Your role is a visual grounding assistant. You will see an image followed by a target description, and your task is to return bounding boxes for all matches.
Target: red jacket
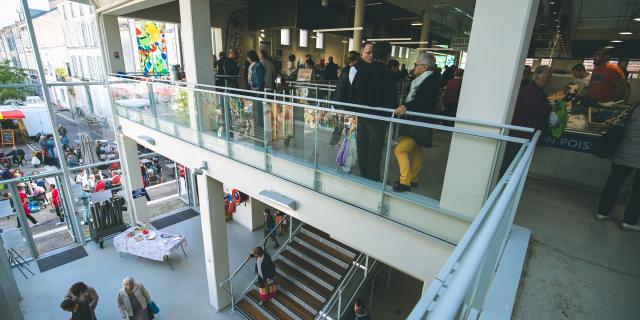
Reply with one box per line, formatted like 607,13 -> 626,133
52,188 -> 61,208
19,190 -> 30,214
445,78 -> 463,105
94,180 -> 106,192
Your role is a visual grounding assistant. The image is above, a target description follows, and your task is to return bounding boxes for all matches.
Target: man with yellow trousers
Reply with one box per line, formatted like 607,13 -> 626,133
393,53 -> 441,192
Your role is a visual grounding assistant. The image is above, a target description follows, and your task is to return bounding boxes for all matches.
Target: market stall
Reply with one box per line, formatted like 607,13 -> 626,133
529,84 -> 633,189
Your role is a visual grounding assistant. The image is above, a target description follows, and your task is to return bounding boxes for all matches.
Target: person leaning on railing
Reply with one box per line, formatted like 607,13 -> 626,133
392,53 -> 441,192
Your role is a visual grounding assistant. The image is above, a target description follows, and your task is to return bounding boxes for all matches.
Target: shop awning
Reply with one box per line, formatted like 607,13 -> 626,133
0,110 -> 25,120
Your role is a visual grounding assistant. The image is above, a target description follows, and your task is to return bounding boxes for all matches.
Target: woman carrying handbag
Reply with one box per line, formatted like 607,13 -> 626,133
117,277 -> 159,320
249,246 -> 276,305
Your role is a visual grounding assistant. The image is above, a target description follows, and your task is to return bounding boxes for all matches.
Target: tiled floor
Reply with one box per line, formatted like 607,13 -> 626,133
15,216 -> 263,320
513,178 -> 640,320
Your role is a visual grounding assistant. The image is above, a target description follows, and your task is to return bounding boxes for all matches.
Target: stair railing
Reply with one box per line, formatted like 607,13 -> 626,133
219,215 -> 304,312
317,252 -> 376,320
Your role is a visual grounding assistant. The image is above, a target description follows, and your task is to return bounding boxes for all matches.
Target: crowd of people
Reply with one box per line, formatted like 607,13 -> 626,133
211,42 -> 465,194
59,277 -> 157,320
508,47 -> 639,232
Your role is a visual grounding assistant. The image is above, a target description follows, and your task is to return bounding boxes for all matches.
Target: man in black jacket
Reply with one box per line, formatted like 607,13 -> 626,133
349,41 -> 396,181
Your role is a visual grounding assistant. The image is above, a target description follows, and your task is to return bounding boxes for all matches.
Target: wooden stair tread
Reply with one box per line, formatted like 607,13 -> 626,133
281,250 -> 339,286
236,299 -> 270,320
302,225 -> 357,254
275,274 -> 323,311
247,289 -> 293,320
290,241 -> 347,275
296,233 -> 353,265
272,288 -> 316,320
275,259 -> 332,298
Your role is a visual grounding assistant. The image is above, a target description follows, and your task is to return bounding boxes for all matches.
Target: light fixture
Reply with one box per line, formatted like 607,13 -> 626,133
605,45 -> 615,49
619,31 -> 633,35
611,39 -> 623,43
411,22 -> 423,26
367,37 -> 412,41
634,17 -> 640,22
552,11 -> 557,14
341,40 -> 348,43
313,27 -> 363,32
555,19 -> 559,22
390,41 -> 428,44
550,1 -> 555,4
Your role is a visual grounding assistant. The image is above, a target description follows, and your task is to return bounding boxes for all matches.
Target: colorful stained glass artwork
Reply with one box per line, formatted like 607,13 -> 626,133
136,21 -> 168,77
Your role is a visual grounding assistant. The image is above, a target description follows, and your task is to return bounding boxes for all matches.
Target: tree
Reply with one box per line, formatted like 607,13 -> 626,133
0,60 -> 31,103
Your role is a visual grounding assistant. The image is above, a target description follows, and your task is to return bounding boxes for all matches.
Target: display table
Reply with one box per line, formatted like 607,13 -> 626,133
113,227 -> 187,270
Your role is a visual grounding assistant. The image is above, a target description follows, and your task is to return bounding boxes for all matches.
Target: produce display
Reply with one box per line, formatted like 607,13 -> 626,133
547,88 -> 630,134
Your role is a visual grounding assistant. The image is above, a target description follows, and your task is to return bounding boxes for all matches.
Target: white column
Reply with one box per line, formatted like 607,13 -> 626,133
0,237 -> 23,320
439,0 -> 539,216
353,0 -> 365,51
117,134 -> 150,226
198,175 -> 231,310
419,8 -> 431,49
99,14 -> 126,74
179,0 -> 214,85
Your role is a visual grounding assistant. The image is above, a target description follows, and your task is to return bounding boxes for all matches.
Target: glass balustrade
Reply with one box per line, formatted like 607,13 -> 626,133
108,75 -> 531,241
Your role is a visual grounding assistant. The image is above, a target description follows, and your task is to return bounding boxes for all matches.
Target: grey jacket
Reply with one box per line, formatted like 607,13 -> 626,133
261,59 -> 276,89
612,107 -> 640,169
117,283 -> 151,319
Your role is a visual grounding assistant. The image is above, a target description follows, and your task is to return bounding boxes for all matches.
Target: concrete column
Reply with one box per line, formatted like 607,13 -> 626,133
438,0 -> 539,217
100,14 -> 126,73
198,175 -> 231,310
117,134 -> 150,226
0,237 -> 23,320
179,0 -> 214,85
419,8 -> 431,49
179,0 -> 214,137
352,0 -> 365,51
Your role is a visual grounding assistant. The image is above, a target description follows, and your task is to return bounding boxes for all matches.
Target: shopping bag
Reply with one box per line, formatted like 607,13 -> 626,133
258,285 -> 270,301
268,283 -> 277,299
549,100 -> 568,138
147,301 -> 160,314
336,135 -> 349,167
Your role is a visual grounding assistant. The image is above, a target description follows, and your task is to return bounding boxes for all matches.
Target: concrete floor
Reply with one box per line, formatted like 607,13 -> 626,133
15,216 -> 264,320
513,178 -> 640,320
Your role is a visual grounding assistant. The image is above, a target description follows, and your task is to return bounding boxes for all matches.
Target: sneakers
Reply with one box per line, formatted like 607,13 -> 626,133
55,221 -> 65,225
392,183 -> 411,192
621,223 -> 640,232
595,214 -> 611,221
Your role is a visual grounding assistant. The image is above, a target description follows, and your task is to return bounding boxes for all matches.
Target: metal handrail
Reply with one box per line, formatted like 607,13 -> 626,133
108,75 -> 531,143
317,252 -> 366,318
408,131 -> 540,319
219,215 -> 300,311
109,73 -> 534,134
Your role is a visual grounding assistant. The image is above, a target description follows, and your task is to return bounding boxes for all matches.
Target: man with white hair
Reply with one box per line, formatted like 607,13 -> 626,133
392,53 -> 441,192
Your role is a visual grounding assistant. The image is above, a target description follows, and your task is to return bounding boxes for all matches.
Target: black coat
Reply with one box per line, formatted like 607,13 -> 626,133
349,61 -> 397,117
325,62 -> 338,80
254,253 -> 275,281
399,72 -> 441,147
334,66 -> 352,103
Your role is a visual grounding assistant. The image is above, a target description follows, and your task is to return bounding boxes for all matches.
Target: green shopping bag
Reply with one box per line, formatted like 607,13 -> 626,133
550,100 -> 568,138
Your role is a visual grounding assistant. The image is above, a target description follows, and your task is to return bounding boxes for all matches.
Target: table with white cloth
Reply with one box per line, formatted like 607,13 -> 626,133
113,227 -> 187,270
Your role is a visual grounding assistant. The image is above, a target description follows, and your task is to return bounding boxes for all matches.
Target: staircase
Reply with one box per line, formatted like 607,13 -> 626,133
236,225 -> 359,320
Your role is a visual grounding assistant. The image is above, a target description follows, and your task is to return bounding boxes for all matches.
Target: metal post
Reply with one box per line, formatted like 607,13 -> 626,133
365,255 -> 369,277
337,289 -> 343,318
19,0 -> 83,245
379,120 -> 395,215
289,215 -> 293,243
8,183 -> 38,258
230,279 -> 235,312
147,83 -> 159,129
313,107 -> 320,190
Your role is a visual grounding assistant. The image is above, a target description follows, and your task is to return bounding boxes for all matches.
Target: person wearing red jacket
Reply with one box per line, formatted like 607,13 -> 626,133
17,187 -> 38,227
94,175 -> 106,192
50,184 -> 64,225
